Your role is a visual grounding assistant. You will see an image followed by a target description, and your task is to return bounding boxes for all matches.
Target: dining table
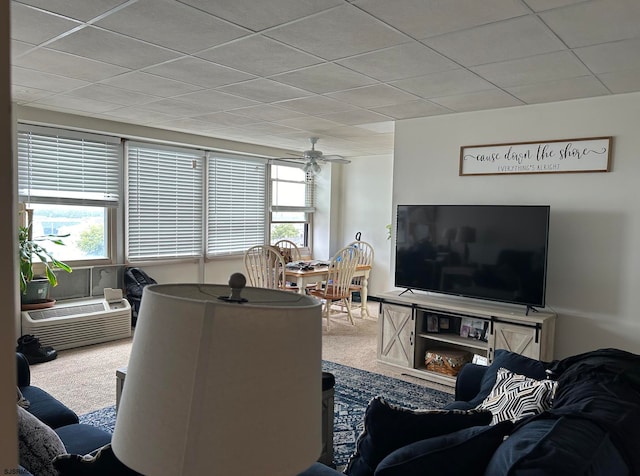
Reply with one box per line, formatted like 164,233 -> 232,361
284,262 -> 372,317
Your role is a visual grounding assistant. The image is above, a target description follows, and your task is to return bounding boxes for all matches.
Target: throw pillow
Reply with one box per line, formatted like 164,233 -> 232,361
17,404 -> 66,476
468,349 -> 550,407
343,396 -> 492,476
374,420 -> 514,476
477,367 -> 557,424
17,386 -> 30,408
53,443 -> 143,476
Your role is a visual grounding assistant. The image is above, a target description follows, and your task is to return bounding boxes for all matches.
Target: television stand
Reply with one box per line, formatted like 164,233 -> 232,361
377,290 -> 556,387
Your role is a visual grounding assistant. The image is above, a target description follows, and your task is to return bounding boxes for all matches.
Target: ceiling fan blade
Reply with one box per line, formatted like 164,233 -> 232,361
320,155 -> 351,164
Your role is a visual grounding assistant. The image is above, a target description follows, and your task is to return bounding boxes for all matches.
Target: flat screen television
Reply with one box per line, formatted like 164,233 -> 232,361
395,205 -> 550,308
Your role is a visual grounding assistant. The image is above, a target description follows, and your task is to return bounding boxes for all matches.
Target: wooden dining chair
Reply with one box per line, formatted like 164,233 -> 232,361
345,240 -> 374,316
309,246 -> 360,330
274,239 -> 302,262
243,245 -> 286,290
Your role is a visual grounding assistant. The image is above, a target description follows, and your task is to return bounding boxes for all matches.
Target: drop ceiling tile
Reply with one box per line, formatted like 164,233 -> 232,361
196,36 -> 321,76
150,117 -> 230,134
11,3 -> 81,44
326,84 -> 417,108
336,43 -> 458,82
180,0 -> 342,31
371,100 -> 451,119
172,90 -> 258,110
12,66 -> 90,92
14,48 -> 129,82
265,5 -> 409,60
430,89 -> 523,112
423,16 -> 566,67
16,0 -> 130,22
100,72 -> 203,97
471,51 -> 591,88
143,57 -> 255,88
574,38 -> 640,74
507,76 -> 609,103
191,112 -> 261,127
357,121 -> 395,133
63,83 -> 158,106
230,104 -> 306,122
540,0 -> 640,48
101,106 -> 177,124
321,125 -> 378,139
523,0 -> 584,12
275,116 -> 343,131
47,26 -> 182,69
236,122 -> 302,136
12,40 -> 35,58
277,96 -> 358,115
96,0 -> 249,54
12,85 -> 52,103
139,98 -> 219,117
355,0 -> 529,39
217,79 -> 311,102
598,69 -> 640,93
317,109 -> 392,125
391,69 -> 495,98
33,95 -> 123,113
271,63 -> 377,94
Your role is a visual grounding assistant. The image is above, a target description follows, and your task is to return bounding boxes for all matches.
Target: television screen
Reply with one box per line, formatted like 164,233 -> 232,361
395,205 -> 550,308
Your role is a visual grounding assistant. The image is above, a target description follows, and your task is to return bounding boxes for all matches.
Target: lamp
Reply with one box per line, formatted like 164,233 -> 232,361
456,226 -> 476,265
303,158 -> 321,176
111,274 -> 323,475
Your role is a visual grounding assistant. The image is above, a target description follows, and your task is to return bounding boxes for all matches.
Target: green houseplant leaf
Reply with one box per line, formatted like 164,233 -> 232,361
19,224 -> 72,295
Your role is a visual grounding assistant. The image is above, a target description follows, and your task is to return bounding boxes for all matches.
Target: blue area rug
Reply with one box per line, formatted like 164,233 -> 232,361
80,361 -> 454,468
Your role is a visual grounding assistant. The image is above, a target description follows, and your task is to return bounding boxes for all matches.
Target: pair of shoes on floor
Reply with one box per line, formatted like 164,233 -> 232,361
16,334 -> 57,364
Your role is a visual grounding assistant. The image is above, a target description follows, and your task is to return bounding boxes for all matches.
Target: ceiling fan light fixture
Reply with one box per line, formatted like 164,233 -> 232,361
303,159 -> 321,175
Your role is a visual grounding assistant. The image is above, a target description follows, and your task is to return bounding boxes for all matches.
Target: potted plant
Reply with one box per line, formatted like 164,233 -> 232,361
19,223 -> 72,306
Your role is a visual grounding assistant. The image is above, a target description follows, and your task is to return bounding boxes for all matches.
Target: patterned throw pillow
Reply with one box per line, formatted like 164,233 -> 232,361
477,367 -> 557,424
17,405 -> 66,476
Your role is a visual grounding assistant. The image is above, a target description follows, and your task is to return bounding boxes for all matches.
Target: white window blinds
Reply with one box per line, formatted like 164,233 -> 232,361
127,142 -> 204,260
207,155 -> 266,256
17,125 -> 121,207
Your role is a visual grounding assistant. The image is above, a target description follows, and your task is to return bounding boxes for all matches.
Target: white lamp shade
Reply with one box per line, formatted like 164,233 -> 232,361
112,283 -> 323,476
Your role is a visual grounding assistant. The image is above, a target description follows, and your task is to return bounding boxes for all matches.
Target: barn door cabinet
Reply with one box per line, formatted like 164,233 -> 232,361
377,291 -> 556,387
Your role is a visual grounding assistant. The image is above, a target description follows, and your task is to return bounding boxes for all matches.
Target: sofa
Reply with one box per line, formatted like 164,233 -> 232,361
300,348 -> 640,476
15,352 -> 113,476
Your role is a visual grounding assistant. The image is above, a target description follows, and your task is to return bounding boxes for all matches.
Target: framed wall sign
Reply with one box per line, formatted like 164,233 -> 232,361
459,136 -> 612,176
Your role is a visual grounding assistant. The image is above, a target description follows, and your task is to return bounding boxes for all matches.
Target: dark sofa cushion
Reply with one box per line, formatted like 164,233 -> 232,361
53,443 -> 142,476
485,417 -> 628,476
344,396 -> 492,476
54,424 -> 112,457
467,349 -> 550,408
20,385 -> 79,429
374,420 -> 513,476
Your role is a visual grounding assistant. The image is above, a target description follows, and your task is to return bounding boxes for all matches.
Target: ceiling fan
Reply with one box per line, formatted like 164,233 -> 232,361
278,137 -> 350,175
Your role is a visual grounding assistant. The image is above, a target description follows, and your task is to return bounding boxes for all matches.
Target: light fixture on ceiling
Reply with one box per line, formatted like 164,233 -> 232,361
303,157 -> 322,175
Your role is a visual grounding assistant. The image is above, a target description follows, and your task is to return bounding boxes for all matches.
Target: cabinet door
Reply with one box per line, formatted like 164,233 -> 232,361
491,321 -> 540,360
378,303 -> 414,368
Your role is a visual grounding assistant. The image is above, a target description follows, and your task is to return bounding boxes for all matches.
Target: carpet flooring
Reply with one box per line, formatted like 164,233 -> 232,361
80,360 -> 455,468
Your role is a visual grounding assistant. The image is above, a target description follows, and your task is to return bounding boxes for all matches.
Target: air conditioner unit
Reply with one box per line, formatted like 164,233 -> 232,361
21,297 -> 132,350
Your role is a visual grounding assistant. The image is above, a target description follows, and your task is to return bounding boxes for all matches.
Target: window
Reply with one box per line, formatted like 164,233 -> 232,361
269,163 -> 314,246
207,155 -> 267,256
17,125 -> 120,263
127,142 -> 204,260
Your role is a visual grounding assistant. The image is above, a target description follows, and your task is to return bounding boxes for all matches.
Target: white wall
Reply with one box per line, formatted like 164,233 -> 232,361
393,92 -> 640,359
339,154 -> 394,298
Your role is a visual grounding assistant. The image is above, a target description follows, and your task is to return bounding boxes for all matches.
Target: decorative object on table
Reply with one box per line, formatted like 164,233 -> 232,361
459,136 -> 612,176
425,349 -> 472,377
19,210 -> 72,307
111,275 -> 323,476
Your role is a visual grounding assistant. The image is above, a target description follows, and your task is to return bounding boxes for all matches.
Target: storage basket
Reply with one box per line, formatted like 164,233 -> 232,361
425,349 -> 472,376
